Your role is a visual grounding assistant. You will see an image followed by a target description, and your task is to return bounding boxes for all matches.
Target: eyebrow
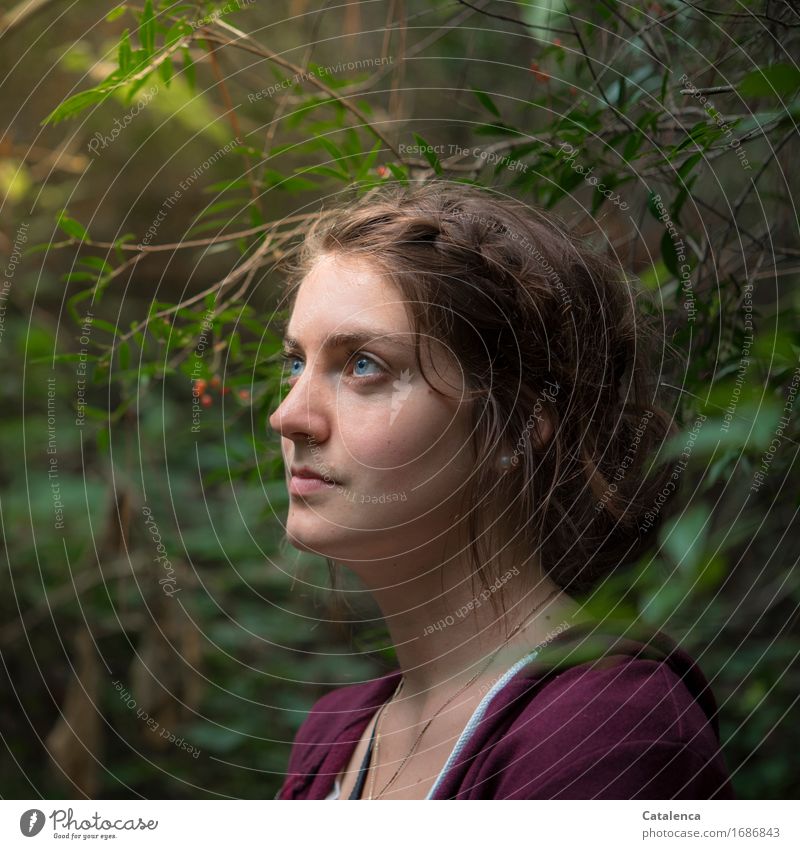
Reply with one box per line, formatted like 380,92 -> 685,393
281,328 -> 415,353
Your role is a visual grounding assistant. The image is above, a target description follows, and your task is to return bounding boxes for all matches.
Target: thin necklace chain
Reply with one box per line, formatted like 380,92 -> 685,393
366,587 -> 561,800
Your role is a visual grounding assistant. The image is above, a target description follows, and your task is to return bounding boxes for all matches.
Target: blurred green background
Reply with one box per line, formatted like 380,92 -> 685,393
0,0 -> 798,799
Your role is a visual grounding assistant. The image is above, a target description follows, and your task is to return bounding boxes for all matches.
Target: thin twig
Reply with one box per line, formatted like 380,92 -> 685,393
0,0 -> 59,37
257,0 -> 336,179
116,217 -> 312,343
678,0 -> 800,26
84,212 -> 317,253
565,8 -> 640,135
204,40 -> 263,217
199,19 -> 402,159
454,0 -> 574,35
597,0 -> 664,66
719,126 -> 796,249
680,85 -> 735,95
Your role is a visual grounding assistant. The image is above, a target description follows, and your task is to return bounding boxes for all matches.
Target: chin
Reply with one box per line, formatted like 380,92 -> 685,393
284,513 -> 346,558
285,515 -> 390,563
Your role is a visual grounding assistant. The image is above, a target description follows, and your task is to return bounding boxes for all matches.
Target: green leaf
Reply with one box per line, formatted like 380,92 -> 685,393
91,318 -> 120,335
24,242 -> 53,257
186,217 -> 241,238
616,75 -> 627,107
386,162 -> 409,185
677,151 -> 704,181
182,47 -> 195,92
474,122 -> 520,137
118,29 -> 133,72
198,200 -> 246,225
78,256 -> 113,274
413,133 -> 442,175
57,210 -> 89,240
118,341 -> 130,370
342,127 -> 361,157
671,120 -> 713,156
113,233 -> 136,263
261,170 -> 318,191
672,184 -> 692,223
660,69 -> 670,105
29,352 -> 102,365
67,289 -> 95,324
62,272 -> 97,284
355,141 -> 382,180
159,55 -> 174,87
139,0 -> 156,55
106,5 -> 127,22
97,425 -> 111,452
647,190 -> 666,220
660,229 -> 680,276
165,21 -> 191,48
661,506 -> 710,574
546,165 -> 585,207
623,130 -> 644,162
124,75 -> 154,104
472,88 -> 501,118
42,87 -> 114,125
228,143 -> 261,158
738,64 -> 800,99
315,138 -> 349,177
82,404 -> 111,421
302,164 -> 351,183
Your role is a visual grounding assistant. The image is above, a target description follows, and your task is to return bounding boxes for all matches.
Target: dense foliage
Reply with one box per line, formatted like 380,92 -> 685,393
0,0 -> 798,799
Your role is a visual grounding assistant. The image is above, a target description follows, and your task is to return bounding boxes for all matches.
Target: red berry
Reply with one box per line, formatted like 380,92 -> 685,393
222,386 -> 231,395
201,394 -> 213,408
210,375 -> 221,389
376,165 -> 389,177
194,378 -> 207,394
529,61 -> 549,82
238,389 -> 250,401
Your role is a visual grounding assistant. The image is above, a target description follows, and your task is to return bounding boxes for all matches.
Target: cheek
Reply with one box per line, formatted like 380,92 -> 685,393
340,426 -> 413,471
346,411 -> 473,489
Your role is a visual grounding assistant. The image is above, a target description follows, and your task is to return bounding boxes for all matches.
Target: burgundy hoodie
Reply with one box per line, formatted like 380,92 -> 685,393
277,623 -> 735,799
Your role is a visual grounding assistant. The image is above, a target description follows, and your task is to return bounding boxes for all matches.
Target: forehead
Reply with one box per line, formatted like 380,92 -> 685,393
286,253 -> 411,339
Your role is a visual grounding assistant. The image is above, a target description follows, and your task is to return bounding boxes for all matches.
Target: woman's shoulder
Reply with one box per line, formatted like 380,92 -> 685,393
472,628 -> 734,798
510,652 -> 717,748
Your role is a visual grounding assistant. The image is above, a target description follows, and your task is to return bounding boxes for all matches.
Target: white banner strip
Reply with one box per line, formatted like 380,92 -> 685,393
1,800 -> 797,848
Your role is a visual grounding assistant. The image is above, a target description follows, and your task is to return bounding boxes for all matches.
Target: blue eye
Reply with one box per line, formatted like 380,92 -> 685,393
352,354 -> 381,377
280,351 -> 304,381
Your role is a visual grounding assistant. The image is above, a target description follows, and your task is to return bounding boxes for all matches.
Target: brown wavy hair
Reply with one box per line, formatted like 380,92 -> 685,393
279,180 -> 679,601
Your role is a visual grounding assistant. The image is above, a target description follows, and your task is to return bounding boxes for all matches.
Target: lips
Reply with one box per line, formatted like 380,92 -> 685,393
290,465 -> 338,483
289,465 -> 339,497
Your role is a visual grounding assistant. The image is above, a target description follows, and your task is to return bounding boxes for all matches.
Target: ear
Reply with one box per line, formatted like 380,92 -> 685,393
532,406 -> 555,449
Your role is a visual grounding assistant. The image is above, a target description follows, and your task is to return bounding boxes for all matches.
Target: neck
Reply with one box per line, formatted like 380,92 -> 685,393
335,536 -> 584,705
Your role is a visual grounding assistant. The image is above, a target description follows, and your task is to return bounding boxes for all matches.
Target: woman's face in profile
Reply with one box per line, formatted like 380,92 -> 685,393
268,253 -> 477,565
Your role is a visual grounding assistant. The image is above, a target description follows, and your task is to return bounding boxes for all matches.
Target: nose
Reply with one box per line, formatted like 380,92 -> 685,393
268,365 -> 332,445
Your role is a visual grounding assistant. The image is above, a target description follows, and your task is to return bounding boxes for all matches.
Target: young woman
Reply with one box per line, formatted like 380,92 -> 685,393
270,181 -> 733,800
